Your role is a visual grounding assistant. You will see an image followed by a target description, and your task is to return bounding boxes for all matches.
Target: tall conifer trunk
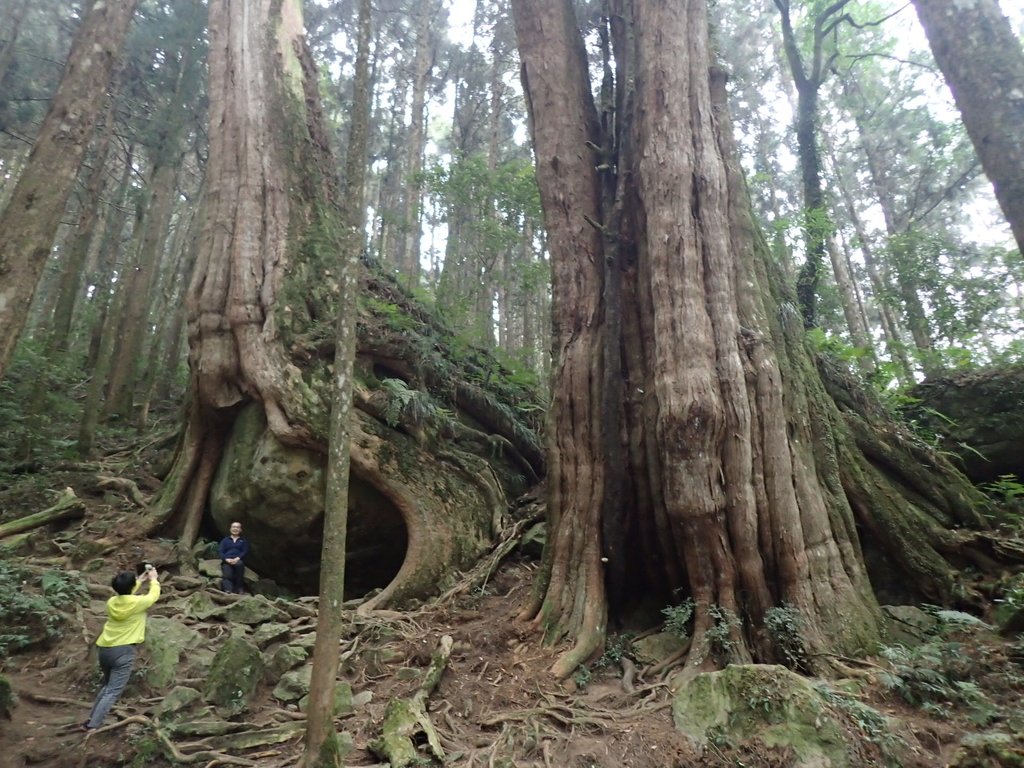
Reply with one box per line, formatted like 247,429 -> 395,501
912,0 -> 1024,254
0,0 -> 138,378
512,0 -> 1007,679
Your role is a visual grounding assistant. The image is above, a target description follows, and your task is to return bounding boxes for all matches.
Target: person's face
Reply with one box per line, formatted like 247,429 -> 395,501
230,523 -> 242,535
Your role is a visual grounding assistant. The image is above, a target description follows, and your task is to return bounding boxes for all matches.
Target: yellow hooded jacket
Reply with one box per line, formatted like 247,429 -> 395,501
96,578 -> 161,647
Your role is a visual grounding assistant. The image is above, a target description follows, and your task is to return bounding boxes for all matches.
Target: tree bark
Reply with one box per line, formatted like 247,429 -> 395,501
511,0 -> 607,677
302,0 -> 371,762
105,161 -> 180,419
399,0 -> 439,288
0,0 -> 138,378
772,0 -> 853,329
47,105 -> 116,356
912,0 -> 1024,254
512,0 -> 1004,679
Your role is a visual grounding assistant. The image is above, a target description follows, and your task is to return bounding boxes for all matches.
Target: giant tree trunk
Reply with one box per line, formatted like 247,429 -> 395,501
150,0 -> 543,607
0,0 -> 138,378
512,0 -> 1009,679
912,0 -> 1024,254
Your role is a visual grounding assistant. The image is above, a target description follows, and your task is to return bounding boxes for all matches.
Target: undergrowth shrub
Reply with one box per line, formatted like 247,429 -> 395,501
0,562 -> 87,657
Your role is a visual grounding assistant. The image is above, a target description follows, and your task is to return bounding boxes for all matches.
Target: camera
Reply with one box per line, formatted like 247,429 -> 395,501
135,562 -> 155,575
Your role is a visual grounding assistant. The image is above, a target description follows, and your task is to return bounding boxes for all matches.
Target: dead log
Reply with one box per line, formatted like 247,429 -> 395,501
0,487 -> 84,539
369,634 -> 453,767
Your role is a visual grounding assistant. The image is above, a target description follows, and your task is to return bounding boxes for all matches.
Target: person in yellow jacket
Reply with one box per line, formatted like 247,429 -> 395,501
83,565 -> 161,731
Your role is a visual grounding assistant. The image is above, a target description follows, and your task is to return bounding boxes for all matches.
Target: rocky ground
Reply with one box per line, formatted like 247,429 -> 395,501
1,466 -> 1024,768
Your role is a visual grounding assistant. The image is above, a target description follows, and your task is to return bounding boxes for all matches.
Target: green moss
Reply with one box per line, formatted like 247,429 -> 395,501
673,665 -> 899,767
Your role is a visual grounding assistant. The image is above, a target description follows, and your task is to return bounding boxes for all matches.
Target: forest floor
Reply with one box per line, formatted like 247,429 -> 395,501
1,459 -> 1023,768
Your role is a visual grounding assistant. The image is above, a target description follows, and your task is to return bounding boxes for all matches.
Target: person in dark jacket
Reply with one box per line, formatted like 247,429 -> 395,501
218,521 -> 249,594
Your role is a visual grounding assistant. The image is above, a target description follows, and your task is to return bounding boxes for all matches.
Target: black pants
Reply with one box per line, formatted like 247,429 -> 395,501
221,561 -> 245,593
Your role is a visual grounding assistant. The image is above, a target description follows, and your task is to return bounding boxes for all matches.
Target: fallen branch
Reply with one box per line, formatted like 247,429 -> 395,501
0,488 -> 85,539
96,475 -> 150,507
369,634 -> 453,767
435,511 -> 542,606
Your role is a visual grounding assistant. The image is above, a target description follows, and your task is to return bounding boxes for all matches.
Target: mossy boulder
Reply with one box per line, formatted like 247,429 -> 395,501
672,664 -> 895,767
143,617 -> 204,689
633,631 -> 687,667
203,637 -> 264,717
272,664 -> 312,703
252,622 -> 291,649
298,680 -> 353,715
155,686 -> 202,719
881,605 -> 940,647
950,731 -> 1024,767
265,643 -> 308,681
184,591 -> 223,621
222,595 -> 291,625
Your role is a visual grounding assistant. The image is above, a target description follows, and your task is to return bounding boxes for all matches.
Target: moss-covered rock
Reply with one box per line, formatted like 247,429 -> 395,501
142,617 -> 204,689
184,591 -> 224,621
633,631 -> 688,667
672,664 -> 896,767
950,731 -> 1024,767
155,686 -> 202,719
298,680 -> 353,715
272,664 -> 312,703
265,643 -> 308,681
252,622 -> 291,649
222,595 -> 291,625
881,605 -> 940,647
203,637 -> 264,717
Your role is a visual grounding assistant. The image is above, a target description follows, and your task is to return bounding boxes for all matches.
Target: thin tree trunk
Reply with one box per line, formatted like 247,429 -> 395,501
302,0 -> 370,761
912,0 -> 1024,253
826,233 -> 875,374
772,0 -> 854,328
0,0 -> 30,89
104,161 -> 179,419
48,103 -> 117,355
832,155 -> 912,382
83,145 -> 135,373
136,201 -> 194,430
856,125 -> 938,375
0,0 -> 138,378
399,0 -> 438,287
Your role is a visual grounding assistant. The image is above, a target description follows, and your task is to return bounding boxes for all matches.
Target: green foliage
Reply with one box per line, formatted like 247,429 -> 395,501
983,474 -> 1024,504
662,598 -> 695,641
994,573 -> 1024,626
876,647 -> 995,724
127,736 -> 165,768
812,682 -> 890,742
704,605 -> 742,666
593,633 -> 636,670
572,664 -> 592,690
764,604 -> 809,671
0,341 -> 84,474
806,327 -> 869,365
877,622 -> 1004,726
0,562 -> 87,657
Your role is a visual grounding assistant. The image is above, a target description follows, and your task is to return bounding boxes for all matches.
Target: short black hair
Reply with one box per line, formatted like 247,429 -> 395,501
111,571 -> 137,595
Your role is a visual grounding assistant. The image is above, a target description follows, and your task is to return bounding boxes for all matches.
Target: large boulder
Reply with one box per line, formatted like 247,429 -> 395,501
143,617 -> 204,689
209,400 -> 525,607
672,664 -> 900,767
203,637 -> 264,718
909,367 -> 1024,485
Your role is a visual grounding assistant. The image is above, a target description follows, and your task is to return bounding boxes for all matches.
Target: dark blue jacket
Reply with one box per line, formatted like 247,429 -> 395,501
218,536 -> 249,562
